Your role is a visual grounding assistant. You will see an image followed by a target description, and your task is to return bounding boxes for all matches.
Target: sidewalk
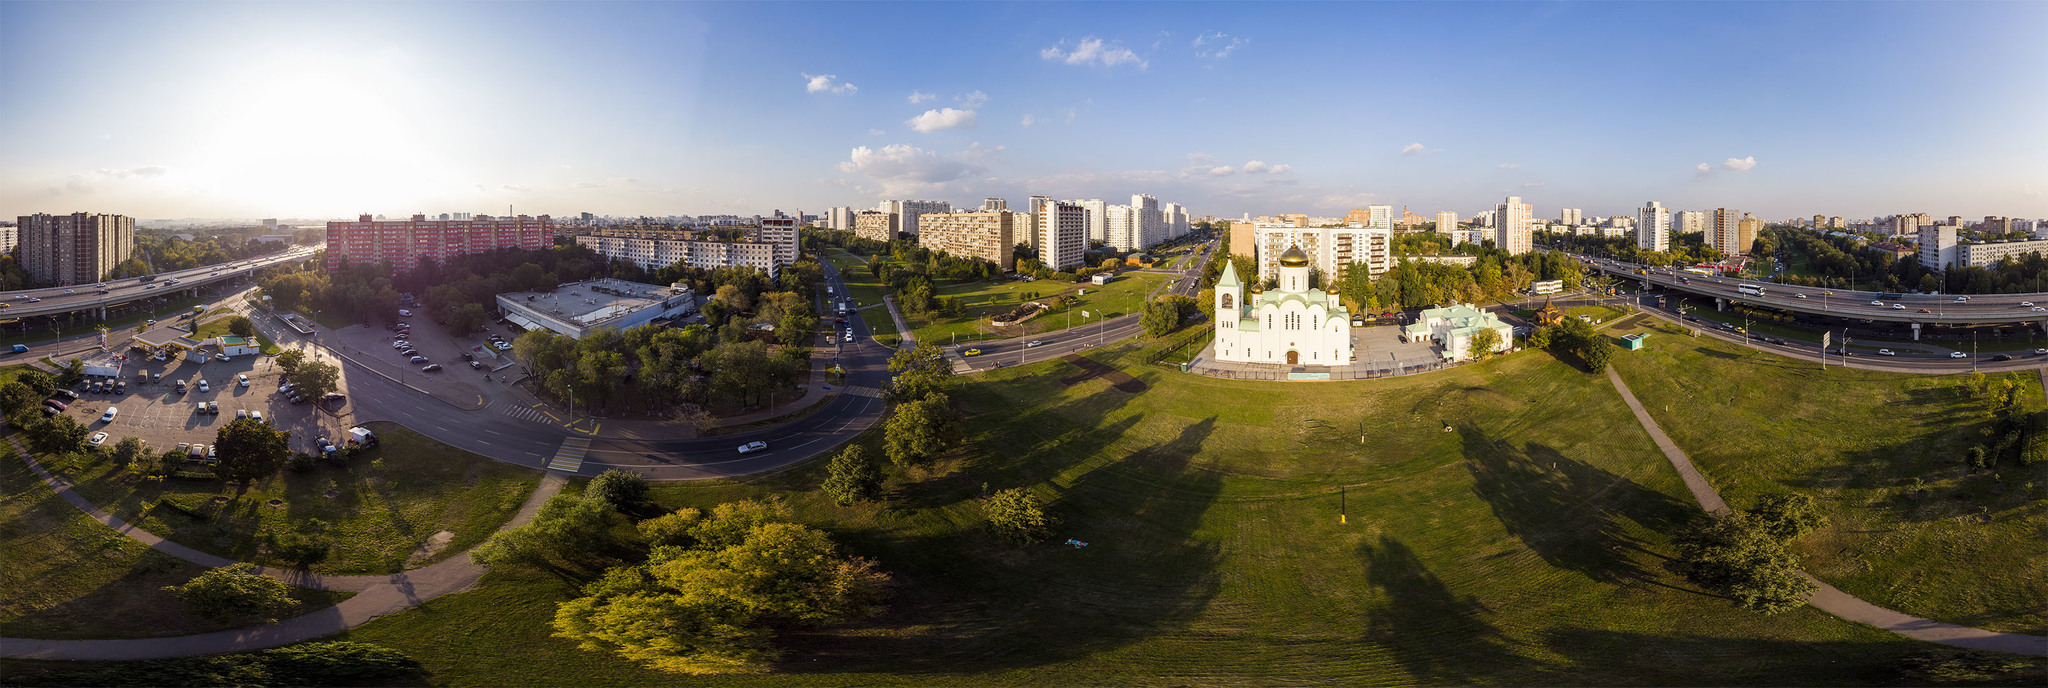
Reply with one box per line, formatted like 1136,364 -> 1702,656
1604,367 -> 2046,657
2,435 -> 568,661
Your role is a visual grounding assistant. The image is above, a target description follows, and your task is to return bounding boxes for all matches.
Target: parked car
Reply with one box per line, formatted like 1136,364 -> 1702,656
197,380 -> 209,392
208,401 -> 219,414
114,381 -> 125,394
236,409 -> 249,420
251,410 -> 264,423
89,432 -> 108,445
175,380 -> 187,393
322,392 -> 346,404
44,399 -> 67,411
1992,354 -> 2013,362
238,374 -> 249,387
737,440 -> 768,454
410,355 -> 430,364
422,363 -> 443,373
100,407 -> 118,422
470,360 -> 485,369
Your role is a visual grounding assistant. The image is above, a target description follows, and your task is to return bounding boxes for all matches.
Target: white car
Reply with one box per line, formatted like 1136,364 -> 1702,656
1891,304 -> 1905,310
1026,340 -> 1044,348
197,380 -> 210,392
251,410 -> 265,423
398,309 -> 412,317
1955,296 -> 1969,302
215,353 -> 229,362
89,432 -> 108,446
1795,293 -> 1807,299
2023,302 -> 2036,308
100,407 -> 118,422
1950,351 -> 1968,359
238,374 -> 249,387
1877,349 -> 1895,356
737,440 -> 768,454
1871,301 -> 1883,306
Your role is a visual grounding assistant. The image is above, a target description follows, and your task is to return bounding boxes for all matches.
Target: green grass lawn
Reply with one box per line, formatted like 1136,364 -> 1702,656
0,444 -> 352,639
1608,317 -> 2048,634
323,341 -> 2033,686
38,423 -> 541,576
820,251 -> 900,343
191,315 -> 283,356
0,293 -> 217,350
907,272 -> 1170,346
1566,304 -> 1629,325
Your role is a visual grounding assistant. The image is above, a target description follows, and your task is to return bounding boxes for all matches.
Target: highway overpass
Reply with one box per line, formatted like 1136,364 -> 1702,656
0,244 -> 322,322
1584,257 -> 2048,337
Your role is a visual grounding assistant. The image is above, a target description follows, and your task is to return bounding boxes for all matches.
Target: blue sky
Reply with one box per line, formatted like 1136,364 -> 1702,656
3,1 -> 2044,222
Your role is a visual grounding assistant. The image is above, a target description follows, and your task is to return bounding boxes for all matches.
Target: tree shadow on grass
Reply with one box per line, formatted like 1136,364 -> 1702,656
782,415 -> 1223,675
1358,536 -> 1529,684
1782,412 -> 2044,524
892,382 -> 1142,512
1538,628 -> 2046,687
1460,426 -> 1697,587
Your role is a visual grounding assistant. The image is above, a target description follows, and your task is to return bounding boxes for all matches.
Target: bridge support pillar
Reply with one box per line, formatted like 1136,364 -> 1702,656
1715,297 -> 1725,312
1912,322 -> 1921,341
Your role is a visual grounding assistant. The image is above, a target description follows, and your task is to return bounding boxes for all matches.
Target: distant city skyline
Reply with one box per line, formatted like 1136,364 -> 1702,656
3,1 -> 2043,222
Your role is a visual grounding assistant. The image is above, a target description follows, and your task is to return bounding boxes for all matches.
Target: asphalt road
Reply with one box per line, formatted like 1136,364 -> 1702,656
0,244 -> 323,318
313,256 -> 891,481
1581,254 -> 2048,325
951,239 -> 1215,372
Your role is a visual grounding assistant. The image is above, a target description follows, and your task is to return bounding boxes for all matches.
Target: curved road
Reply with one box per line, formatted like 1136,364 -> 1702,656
2,244 -> 321,319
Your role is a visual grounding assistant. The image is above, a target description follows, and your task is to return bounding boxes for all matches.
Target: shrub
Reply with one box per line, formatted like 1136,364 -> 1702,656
586,469 -> 650,511
984,488 -> 1055,544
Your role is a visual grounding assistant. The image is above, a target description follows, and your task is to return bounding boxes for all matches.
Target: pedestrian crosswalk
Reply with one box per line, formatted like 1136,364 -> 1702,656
490,401 -> 560,424
843,385 -> 884,398
546,436 -> 591,473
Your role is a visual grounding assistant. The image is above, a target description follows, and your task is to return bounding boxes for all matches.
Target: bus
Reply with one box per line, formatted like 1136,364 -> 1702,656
1738,284 -> 1765,296
1877,292 -> 1904,300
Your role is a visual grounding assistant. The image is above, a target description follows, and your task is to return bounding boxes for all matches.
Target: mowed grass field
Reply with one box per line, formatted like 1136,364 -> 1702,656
39,423 -> 540,576
1609,317 -> 2048,634
909,272 -> 1170,346
0,442 -> 351,639
325,342 -> 2015,686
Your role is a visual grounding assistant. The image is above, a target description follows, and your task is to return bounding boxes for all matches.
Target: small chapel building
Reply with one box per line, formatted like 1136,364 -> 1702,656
1213,245 -> 1353,366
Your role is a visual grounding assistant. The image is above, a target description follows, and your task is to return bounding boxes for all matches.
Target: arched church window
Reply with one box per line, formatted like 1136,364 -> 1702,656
1221,293 -> 1234,309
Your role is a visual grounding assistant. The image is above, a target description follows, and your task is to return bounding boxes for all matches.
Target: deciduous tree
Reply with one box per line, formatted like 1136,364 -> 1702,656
884,394 -> 959,467
163,563 -> 300,621
984,488 -> 1055,544
821,446 -> 883,506
214,417 -> 291,485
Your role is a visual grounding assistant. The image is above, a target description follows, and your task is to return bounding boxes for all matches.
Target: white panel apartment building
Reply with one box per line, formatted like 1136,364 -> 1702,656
1493,196 -> 1533,255
1071,199 -> 1108,244
1918,223 -> 1958,271
879,200 -> 952,236
1105,204 -> 1136,251
1674,210 -> 1708,238
1132,194 -> 1163,248
826,206 -> 855,231
1435,211 -> 1458,235
575,218 -> 799,278
1038,201 -> 1087,271
1636,201 -> 1670,252
1251,223 -> 1392,285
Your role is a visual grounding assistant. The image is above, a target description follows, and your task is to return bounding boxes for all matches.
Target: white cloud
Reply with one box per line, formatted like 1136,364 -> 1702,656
1192,31 -> 1249,59
1696,163 -> 1712,174
838,144 -> 988,196
1269,164 -> 1292,174
1021,114 -> 1037,127
1241,160 -> 1269,174
1522,182 -> 1545,188
1695,162 -> 1715,180
960,90 -> 989,108
1210,166 -> 1237,176
98,166 -> 167,178
1064,107 -> 1077,123
802,73 -> 857,95
906,108 -> 978,133
1400,143 -> 1442,156
1722,156 -> 1757,171
1041,37 -> 1147,70
908,91 -> 938,104
1498,163 -> 1519,169
868,129 -> 886,136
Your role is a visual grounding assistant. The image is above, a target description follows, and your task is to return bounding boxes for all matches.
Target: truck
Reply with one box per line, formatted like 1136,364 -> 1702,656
138,275 -> 157,283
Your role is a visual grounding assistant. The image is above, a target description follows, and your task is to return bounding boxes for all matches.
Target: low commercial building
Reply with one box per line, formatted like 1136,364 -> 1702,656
495,278 -> 696,338
1403,304 -> 1514,362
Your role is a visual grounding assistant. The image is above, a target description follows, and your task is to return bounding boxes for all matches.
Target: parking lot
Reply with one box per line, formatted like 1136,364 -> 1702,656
50,353 -> 354,457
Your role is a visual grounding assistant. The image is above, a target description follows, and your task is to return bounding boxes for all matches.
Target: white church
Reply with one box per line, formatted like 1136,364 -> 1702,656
1213,245 -> 1354,366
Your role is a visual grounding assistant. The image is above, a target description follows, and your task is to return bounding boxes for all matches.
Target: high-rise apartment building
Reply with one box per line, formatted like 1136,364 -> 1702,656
1739,213 -> 1761,254
879,200 -> 951,236
1984,216 -> 2013,233
1559,208 -> 1584,225
1344,209 -> 1372,226
1673,210 -> 1708,237
18,212 -> 135,286
1435,211 -> 1458,234
1709,208 -> 1743,256
325,213 -> 550,272
827,206 -> 856,231
852,211 -> 899,242
980,197 -> 1009,212
1132,194 -> 1162,249
1105,204 -> 1136,252
576,222 -> 798,279
1493,196 -> 1532,255
1071,199 -> 1108,244
917,211 -> 1018,272
1228,221 -> 1257,258
1636,202 -> 1670,252
1038,202 -> 1087,271
1366,205 -> 1394,230
1250,223 -> 1392,285
1811,214 -> 1825,230
1919,223 -> 1958,271
0,224 -> 17,254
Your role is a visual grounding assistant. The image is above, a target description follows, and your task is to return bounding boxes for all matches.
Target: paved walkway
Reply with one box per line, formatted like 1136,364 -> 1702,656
881,294 -> 914,347
0,436 -> 567,660
1605,368 -> 2047,657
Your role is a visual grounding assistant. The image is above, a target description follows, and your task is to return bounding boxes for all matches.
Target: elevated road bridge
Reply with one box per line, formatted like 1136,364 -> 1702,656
1583,257 -> 2048,339
0,244 -> 321,323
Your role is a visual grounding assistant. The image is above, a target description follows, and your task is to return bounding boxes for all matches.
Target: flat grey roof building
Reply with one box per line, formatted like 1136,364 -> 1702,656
496,278 -> 696,338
